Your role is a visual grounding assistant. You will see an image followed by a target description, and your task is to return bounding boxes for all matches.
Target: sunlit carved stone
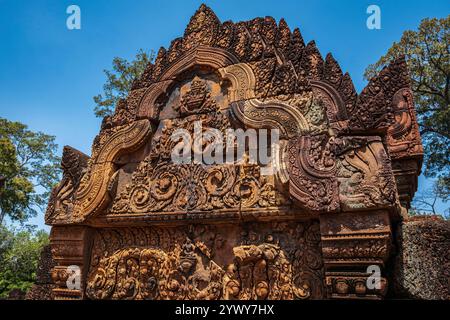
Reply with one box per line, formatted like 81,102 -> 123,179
46,4 -> 423,300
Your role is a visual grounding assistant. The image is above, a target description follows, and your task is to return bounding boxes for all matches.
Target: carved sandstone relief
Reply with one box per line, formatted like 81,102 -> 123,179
45,5 -> 424,300
336,137 -> 398,211
109,162 -> 287,215
50,226 -> 92,299
107,74 -> 289,218
287,135 -> 339,213
319,211 -> 392,299
86,221 -> 324,300
71,120 -> 153,223
387,88 -> 422,157
287,135 -> 398,214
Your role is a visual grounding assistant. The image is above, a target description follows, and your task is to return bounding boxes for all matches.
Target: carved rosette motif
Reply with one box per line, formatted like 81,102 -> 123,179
45,4 -> 423,300
111,162 -> 285,214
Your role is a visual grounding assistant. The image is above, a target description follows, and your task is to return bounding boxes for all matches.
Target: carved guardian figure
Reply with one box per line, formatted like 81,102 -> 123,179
46,4 -> 423,300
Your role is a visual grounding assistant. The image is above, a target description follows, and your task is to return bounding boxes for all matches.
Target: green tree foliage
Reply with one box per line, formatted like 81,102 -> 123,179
93,49 -> 155,118
0,118 -> 61,224
364,15 -> 450,199
0,225 -> 49,298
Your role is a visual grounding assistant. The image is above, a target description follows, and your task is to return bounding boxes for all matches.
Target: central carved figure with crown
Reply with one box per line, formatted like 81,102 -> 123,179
45,5 -> 423,300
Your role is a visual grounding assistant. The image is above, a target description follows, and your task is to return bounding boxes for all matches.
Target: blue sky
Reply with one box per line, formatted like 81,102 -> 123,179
0,0 -> 448,230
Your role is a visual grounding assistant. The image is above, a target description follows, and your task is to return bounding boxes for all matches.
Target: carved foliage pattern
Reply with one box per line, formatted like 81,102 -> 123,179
45,147 -> 89,224
86,221 -> 324,300
110,161 -> 286,214
288,136 -> 398,213
44,5 -> 425,302
70,120 -> 152,222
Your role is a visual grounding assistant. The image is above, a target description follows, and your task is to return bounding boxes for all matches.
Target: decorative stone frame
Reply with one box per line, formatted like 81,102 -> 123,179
46,5 -> 422,300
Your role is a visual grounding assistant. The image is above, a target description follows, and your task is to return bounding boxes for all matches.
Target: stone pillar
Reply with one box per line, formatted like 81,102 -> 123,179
319,211 -> 392,299
50,226 -> 92,300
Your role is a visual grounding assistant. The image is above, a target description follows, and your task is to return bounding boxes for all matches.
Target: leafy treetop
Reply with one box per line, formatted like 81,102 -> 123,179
365,15 -> 450,200
0,118 -> 61,224
93,49 -> 155,118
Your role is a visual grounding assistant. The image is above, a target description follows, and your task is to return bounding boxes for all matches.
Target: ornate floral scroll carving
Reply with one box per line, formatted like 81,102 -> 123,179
86,221 -> 324,300
219,63 -> 256,102
231,98 -> 310,139
46,5 -> 424,301
72,120 -> 152,222
109,75 -> 289,217
109,161 -> 286,214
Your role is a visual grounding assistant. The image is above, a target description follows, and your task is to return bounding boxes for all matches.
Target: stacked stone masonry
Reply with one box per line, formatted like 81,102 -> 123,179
44,5 -> 427,300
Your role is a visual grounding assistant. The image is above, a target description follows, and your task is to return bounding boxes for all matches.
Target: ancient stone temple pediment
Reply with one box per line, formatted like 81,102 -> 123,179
46,4 -> 423,300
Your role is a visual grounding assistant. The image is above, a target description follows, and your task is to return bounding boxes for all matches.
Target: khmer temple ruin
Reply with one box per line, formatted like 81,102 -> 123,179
44,4 -> 431,300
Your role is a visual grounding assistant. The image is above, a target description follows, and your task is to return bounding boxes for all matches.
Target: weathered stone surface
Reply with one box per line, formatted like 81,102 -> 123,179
86,222 -> 325,300
44,4 -> 425,300
25,245 -> 56,300
25,284 -> 55,300
392,216 -> 450,300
